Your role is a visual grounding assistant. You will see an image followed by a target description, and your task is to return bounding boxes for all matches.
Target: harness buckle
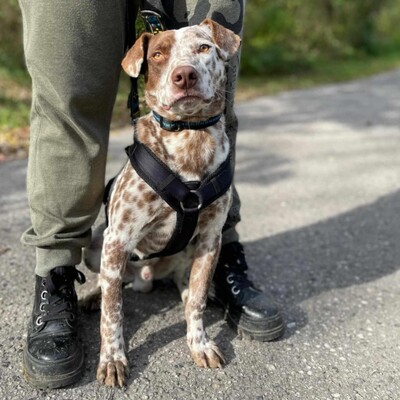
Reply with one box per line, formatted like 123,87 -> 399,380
180,190 -> 203,212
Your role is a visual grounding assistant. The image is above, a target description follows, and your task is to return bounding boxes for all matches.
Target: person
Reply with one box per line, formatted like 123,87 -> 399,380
19,0 -> 284,389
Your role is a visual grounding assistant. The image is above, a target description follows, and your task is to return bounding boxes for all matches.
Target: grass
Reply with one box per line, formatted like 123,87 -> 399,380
236,52 -> 400,101
1,51 -> 400,160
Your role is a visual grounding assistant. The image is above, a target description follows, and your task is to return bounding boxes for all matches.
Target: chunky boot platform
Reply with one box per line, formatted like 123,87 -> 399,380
23,267 -> 86,389
211,242 -> 284,341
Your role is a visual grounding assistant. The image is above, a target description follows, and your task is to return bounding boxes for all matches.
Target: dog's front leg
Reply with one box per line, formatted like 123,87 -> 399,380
185,234 -> 225,368
96,231 -> 129,387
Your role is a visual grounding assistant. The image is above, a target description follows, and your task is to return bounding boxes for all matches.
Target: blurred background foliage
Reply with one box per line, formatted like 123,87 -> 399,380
1,0 -> 400,158
0,0 -> 25,73
242,0 -> 400,75
2,0 -> 400,79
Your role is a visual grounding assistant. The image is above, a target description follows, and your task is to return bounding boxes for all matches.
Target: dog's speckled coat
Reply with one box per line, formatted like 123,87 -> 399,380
84,20 -> 240,387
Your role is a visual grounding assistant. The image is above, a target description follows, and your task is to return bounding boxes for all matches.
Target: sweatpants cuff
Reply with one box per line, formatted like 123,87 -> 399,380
35,246 -> 82,277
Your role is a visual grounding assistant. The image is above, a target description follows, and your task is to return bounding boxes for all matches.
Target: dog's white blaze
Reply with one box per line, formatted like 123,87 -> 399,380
155,26 -> 226,113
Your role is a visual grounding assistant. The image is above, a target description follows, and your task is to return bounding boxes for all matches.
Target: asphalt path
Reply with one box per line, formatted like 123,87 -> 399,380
1,70 -> 400,400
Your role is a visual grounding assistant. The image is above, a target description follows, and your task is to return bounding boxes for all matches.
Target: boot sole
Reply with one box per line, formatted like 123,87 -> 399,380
226,310 -> 284,342
22,347 -> 84,389
209,296 -> 285,342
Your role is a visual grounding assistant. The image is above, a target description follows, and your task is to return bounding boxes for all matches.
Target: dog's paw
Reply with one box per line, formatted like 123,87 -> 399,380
97,359 -> 129,387
190,339 -> 225,369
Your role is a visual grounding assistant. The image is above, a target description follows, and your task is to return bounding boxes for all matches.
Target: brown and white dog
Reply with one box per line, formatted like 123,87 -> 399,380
84,19 -> 241,387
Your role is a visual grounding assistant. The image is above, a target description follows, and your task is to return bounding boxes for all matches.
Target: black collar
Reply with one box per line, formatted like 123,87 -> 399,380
152,111 -> 222,132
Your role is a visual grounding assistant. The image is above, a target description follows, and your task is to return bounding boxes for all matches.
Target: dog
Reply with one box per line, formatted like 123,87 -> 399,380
84,19 -> 241,387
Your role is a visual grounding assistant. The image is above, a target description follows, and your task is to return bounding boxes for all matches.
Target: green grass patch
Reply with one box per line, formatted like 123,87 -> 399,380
0,64 -> 31,131
237,52 -> 400,100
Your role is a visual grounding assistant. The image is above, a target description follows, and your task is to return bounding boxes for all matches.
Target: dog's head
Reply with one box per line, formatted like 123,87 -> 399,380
122,19 -> 241,120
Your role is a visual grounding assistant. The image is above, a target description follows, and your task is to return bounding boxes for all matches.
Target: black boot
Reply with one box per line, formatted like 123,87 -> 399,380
23,266 -> 86,389
211,242 -> 284,341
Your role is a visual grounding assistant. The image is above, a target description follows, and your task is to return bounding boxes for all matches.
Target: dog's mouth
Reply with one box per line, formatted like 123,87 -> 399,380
162,94 -> 211,111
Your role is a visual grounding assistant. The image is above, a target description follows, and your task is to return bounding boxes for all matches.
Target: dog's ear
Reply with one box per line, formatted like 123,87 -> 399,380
122,32 -> 152,77
200,19 -> 241,60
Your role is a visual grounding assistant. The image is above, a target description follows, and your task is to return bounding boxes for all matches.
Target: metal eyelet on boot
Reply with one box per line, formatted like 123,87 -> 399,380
226,274 -> 234,284
39,303 -> 46,312
36,316 -> 44,326
67,313 -> 76,328
40,291 -> 48,300
231,285 -> 240,295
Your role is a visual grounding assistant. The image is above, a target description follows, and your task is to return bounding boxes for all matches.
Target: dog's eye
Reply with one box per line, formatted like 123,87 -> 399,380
152,51 -> 163,60
199,44 -> 211,53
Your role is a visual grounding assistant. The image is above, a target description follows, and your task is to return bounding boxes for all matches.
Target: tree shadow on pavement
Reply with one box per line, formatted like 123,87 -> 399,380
77,173 -> 400,385
244,189 -> 400,337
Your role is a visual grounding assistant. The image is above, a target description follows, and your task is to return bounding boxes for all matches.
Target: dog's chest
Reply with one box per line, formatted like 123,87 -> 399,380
108,115 -> 229,258
111,127 -> 227,257
123,178 -> 224,259
136,117 -> 226,180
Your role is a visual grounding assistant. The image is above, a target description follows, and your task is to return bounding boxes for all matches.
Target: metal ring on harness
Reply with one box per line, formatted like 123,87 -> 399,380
180,190 -> 203,212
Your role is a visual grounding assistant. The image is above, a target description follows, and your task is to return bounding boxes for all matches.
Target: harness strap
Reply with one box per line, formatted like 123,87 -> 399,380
103,176 -> 116,227
125,140 -> 233,212
126,2 -> 140,120
125,139 -> 233,259
145,181 -> 201,259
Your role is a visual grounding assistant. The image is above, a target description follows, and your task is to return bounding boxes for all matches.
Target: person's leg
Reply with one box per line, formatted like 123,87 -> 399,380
19,0 -> 130,388
21,0 -> 128,276
140,0 -> 284,341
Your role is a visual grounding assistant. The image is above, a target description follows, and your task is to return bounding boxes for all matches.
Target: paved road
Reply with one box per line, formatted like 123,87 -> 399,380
1,70 -> 400,400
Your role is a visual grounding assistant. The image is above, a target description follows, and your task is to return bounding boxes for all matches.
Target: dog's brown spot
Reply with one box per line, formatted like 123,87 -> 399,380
143,190 -> 158,203
137,199 -> 145,209
122,209 -> 133,224
122,192 -> 131,203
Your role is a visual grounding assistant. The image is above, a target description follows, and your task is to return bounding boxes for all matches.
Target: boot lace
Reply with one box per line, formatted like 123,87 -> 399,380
37,267 -> 85,326
219,242 -> 254,296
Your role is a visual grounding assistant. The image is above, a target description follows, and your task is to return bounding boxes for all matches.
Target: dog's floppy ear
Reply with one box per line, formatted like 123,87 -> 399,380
200,19 -> 241,60
122,32 -> 152,77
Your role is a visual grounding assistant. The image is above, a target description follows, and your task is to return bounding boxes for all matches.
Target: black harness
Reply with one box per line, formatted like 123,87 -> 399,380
104,117 -> 232,260
103,10 -> 232,260
124,130 -> 232,260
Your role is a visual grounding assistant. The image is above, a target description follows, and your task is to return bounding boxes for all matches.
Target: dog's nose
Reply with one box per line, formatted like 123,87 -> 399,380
172,66 -> 198,89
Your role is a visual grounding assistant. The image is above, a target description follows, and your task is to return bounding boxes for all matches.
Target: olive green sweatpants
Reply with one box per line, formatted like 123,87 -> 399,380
19,0 -> 245,277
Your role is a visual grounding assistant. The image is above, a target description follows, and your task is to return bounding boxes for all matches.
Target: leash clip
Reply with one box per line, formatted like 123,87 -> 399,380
141,10 -> 166,35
